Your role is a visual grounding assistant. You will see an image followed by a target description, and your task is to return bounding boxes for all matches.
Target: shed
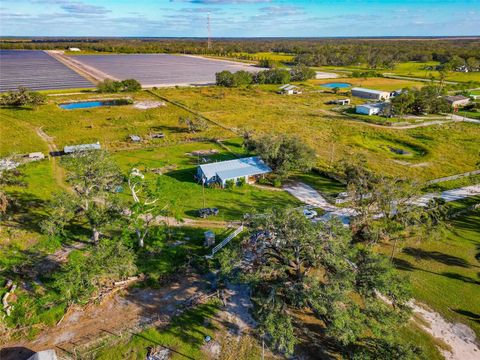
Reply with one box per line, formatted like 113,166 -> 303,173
64,142 -> 101,154
445,95 -> 470,107
204,231 -> 216,247
27,152 -> 45,160
68,47 -> 81,52
129,135 -> 142,142
197,156 -> 272,187
351,87 -> 390,100
279,84 -> 301,95
356,103 -> 387,116
335,98 -> 350,105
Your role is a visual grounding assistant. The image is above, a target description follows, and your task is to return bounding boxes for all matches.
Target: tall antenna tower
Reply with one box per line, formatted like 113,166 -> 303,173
207,13 -> 212,50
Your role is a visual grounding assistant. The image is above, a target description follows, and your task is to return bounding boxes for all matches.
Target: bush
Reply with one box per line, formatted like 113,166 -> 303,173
258,59 -> 279,68
225,179 -> 235,189
121,79 -> 142,92
0,87 -> 46,107
290,65 -> 316,81
216,70 -> 235,87
237,177 -> 246,187
97,78 -> 141,93
273,178 -> 282,188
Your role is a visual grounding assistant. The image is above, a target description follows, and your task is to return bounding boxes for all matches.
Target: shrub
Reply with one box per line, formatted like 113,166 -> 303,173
121,79 -> 142,92
0,87 -> 46,107
237,177 -> 246,187
97,78 -> 141,93
290,65 -> 316,81
225,179 -> 235,189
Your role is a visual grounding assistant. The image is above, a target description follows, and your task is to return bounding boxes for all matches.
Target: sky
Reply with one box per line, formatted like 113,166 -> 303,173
1,0 -> 479,37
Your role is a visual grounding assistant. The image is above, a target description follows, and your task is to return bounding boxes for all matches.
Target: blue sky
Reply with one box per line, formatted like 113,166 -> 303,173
1,0 -> 479,37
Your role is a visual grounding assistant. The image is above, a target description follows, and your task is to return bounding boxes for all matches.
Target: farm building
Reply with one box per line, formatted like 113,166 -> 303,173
279,84 -> 302,95
356,103 -> 388,116
197,156 -> 272,187
445,95 -> 470,107
351,87 -> 390,100
64,142 -> 101,154
68,48 -> 81,52
331,98 -> 350,105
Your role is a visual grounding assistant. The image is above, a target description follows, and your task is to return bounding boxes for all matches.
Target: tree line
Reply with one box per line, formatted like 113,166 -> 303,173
2,37 -> 479,66
216,65 -> 316,87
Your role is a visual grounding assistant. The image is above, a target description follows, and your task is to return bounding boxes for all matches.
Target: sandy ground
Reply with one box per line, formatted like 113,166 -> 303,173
410,301 -> 480,360
283,182 -> 337,211
1,275 -> 207,360
315,71 -> 340,79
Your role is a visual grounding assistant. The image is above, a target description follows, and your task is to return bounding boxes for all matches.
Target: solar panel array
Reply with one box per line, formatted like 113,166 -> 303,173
0,50 -> 94,92
73,54 -> 261,86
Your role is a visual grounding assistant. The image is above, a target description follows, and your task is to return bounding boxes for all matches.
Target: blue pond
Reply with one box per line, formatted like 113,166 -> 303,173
320,82 -> 351,88
59,99 -> 129,110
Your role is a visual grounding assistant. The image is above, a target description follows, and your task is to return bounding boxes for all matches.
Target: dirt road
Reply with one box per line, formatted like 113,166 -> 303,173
1,274 -> 208,359
35,127 -> 68,191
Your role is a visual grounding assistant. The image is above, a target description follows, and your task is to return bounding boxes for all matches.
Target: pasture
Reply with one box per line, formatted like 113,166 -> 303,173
154,86 -> 480,181
319,61 -> 480,83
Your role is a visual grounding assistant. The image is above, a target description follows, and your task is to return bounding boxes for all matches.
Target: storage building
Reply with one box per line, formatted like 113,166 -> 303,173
351,87 -> 390,100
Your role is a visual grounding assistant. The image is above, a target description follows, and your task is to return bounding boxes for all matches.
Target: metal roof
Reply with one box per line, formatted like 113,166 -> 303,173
357,102 -> 387,110
351,87 -> 389,95
64,142 -> 101,153
199,156 -> 271,181
280,84 -> 297,91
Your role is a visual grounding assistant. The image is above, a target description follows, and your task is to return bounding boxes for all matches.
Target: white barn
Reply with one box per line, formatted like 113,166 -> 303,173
351,87 -> 390,100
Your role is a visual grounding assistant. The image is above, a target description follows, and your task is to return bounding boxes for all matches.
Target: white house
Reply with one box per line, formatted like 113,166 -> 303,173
64,142 -> 101,154
279,84 -> 302,95
197,156 -> 272,187
445,95 -> 470,107
351,87 -> 390,100
356,103 -> 387,116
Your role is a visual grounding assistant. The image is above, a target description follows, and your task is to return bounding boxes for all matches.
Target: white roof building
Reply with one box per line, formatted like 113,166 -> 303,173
279,84 -> 302,95
64,142 -> 101,154
356,103 -> 387,116
68,47 -> 81,52
197,156 -> 272,187
351,87 -> 390,100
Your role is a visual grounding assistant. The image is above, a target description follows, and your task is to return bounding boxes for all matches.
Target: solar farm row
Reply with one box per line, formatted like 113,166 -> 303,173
0,50 -> 94,92
73,54 -> 262,86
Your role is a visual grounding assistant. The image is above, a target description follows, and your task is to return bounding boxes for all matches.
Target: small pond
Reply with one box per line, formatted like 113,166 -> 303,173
59,99 -> 130,110
320,82 -> 351,89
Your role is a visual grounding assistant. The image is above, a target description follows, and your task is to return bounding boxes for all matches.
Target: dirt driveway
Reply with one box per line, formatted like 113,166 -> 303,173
1,274 -> 208,360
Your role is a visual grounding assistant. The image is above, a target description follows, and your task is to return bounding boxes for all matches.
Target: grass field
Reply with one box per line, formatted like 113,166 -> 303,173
113,141 -> 301,221
319,61 -> 480,83
153,86 -> 480,181
392,198 -> 480,336
312,76 -> 425,91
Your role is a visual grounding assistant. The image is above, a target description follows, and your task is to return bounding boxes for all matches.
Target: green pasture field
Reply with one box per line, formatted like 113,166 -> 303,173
153,86 -> 480,181
0,91 -> 230,156
312,76 -> 425,91
319,61 -> 480,83
391,197 -> 480,336
112,142 -> 301,221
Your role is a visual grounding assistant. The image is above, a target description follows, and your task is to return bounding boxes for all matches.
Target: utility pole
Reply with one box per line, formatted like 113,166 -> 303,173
207,13 -> 212,51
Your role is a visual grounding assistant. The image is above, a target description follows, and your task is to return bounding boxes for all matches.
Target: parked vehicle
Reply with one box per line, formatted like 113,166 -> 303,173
198,207 -> 219,218
303,209 -> 318,219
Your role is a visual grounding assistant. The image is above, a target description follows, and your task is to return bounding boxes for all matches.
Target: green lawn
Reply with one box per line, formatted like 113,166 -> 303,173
393,199 -> 480,336
113,142 -> 301,221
